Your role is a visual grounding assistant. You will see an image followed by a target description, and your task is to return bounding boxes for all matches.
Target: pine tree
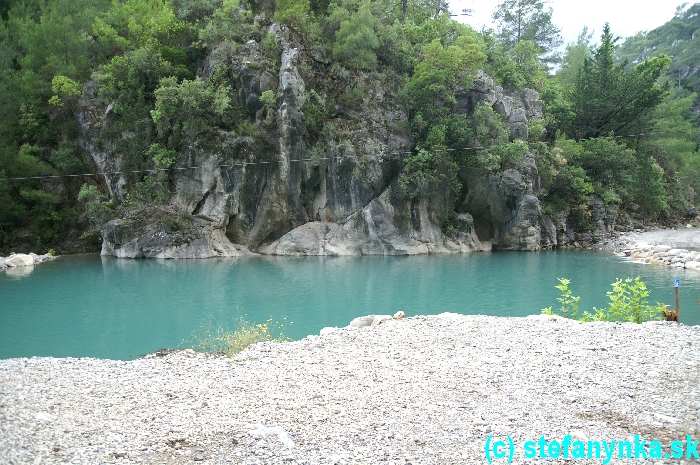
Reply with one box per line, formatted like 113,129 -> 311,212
492,0 -> 561,61
332,1 -> 379,70
568,24 -> 670,140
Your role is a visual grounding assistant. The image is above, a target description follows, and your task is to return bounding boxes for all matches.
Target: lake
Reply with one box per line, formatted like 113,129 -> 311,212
1,251 -> 698,360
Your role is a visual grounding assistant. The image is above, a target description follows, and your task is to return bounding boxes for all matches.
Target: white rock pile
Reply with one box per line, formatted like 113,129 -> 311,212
0,252 -> 55,273
613,235 -> 700,271
0,313 -> 698,465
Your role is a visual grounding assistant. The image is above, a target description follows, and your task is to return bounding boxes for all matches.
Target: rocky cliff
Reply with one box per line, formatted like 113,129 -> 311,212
79,26 -> 607,258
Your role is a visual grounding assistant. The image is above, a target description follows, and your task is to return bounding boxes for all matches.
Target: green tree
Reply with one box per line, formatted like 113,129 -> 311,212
568,24 -> 670,139
274,0 -> 311,31
332,1 -> 379,70
492,0 -> 561,62
403,29 -> 485,120
557,27 -> 592,89
151,76 -> 231,147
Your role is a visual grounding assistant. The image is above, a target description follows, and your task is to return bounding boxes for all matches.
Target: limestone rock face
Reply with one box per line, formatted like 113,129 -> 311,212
77,82 -> 128,202
261,189 -> 486,256
589,196 -> 618,241
463,155 -> 556,251
101,210 -> 250,259
86,24 -> 561,258
461,70 -> 544,141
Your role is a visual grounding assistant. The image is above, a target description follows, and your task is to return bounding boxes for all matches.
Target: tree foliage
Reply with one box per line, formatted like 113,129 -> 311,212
566,24 -> 670,139
492,0 -> 561,63
332,1 -> 379,70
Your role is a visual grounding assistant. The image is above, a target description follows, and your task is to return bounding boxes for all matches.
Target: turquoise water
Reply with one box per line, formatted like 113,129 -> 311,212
0,251 -> 698,360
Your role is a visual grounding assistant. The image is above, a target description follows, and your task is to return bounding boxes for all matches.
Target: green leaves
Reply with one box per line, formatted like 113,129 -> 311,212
567,24 -> 670,140
542,277 -> 664,323
49,75 -> 81,107
274,0 -> 312,32
492,0 -> 562,62
332,1 -> 379,71
95,47 -> 176,117
398,148 -> 460,201
151,76 -> 231,146
403,29 -> 486,120
602,278 -> 665,323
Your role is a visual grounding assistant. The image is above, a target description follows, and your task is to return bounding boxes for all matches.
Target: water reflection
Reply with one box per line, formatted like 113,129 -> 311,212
4,265 -> 34,278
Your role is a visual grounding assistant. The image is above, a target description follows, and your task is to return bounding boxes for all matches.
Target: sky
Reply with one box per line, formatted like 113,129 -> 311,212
449,0 -> 690,45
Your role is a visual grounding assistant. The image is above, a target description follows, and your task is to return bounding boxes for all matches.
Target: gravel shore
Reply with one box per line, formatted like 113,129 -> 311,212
1,314 -> 699,465
608,228 -> 700,271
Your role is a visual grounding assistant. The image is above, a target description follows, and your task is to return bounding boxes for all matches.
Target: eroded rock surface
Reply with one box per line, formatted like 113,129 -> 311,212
79,25 -> 606,258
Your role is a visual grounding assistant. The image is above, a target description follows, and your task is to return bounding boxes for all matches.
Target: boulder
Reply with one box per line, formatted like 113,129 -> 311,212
5,254 -> 35,267
101,210 -> 251,259
348,315 -> 391,328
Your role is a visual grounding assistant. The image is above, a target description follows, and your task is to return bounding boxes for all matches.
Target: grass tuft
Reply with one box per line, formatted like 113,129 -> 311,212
194,319 -> 287,357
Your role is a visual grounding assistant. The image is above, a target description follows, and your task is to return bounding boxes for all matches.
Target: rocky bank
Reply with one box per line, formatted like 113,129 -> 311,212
0,252 -> 55,274
610,228 -> 700,271
79,25 -> 615,259
1,314 -> 698,465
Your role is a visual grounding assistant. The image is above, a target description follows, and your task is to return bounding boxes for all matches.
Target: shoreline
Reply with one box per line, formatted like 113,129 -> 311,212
605,228 -> 700,272
1,314 -> 698,464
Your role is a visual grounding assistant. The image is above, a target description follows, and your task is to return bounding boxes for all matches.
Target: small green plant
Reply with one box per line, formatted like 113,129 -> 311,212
541,277 -> 664,323
259,90 -> 276,108
195,320 -> 286,357
599,277 -> 665,323
541,277 -> 582,319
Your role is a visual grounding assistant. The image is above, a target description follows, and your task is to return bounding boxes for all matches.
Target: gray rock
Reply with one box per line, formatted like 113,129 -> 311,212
101,210 -> 251,259
82,37 -> 550,259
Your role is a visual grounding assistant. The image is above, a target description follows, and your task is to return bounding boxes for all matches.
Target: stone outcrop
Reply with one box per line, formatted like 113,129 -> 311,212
100,209 -> 250,259
80,25 -> 600,258
77,82 -> 128,202
461,152 -> 556,251
261,191 -> 487,256
1,253 -> 56,273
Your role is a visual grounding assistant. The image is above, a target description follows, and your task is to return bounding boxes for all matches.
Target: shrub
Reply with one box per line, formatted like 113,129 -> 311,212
259,90 -> 276,108
274,0 -> 311,32
596,278 -> 665,323
146,143 -> 177,170
78,184 -> 114,234
332,1 -> 379,71
493,141 -> 529,169
399,148 -> 460,200
540,277 -> 581,319
151,76 -> 231,147
541,277 -> 664,323
195,320 -> 286,357
49,75 -> 81,107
